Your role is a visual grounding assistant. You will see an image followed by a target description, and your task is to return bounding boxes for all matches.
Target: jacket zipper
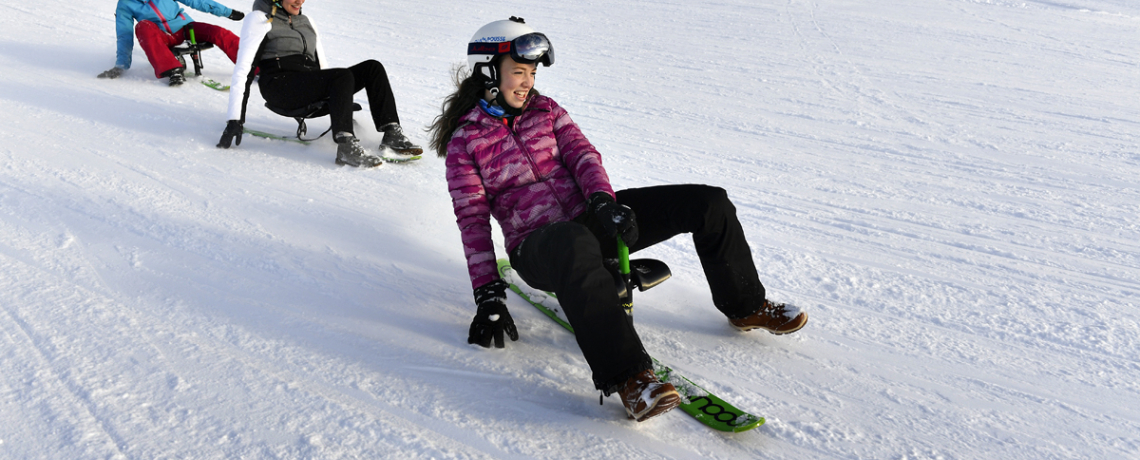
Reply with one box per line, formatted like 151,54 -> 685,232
504,110 -> 573,218
288,16 -> 310,63
146,0 -> 175,34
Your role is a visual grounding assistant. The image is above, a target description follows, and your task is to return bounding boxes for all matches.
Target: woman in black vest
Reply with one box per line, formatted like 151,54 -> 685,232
217,0 -> 420,167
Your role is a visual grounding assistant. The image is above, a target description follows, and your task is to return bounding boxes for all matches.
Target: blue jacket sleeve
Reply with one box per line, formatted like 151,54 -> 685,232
177,0 -> 232,18
114,0 -> 135,69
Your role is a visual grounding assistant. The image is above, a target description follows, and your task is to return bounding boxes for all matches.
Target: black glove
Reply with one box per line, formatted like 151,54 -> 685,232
585,192 -> 639,246
97,67 -> 123,79
468,280 -> 519,348
229,10 -> 244,20
217,120 -> 243,148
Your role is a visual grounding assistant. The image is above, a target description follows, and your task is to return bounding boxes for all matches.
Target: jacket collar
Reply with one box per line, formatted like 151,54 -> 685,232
462,95 -> 551,129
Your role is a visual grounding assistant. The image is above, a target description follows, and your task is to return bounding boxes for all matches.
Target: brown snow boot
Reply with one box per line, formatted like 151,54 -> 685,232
617,368 -> 681,422
729,300 -> 808,335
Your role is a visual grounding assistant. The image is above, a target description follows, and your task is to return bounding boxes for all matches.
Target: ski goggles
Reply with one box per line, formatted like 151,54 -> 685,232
469,33 -> 555,66
511,33 -> 554,66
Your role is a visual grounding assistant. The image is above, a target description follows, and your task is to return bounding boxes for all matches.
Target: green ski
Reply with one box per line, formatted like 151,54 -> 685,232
241,129 -> 422,163
379,153 -> 423,163
201,78 -> 229,91
243,128 -> 311,145
496,259 -> 765,432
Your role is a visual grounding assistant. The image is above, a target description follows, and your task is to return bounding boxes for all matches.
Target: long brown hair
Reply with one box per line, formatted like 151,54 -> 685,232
427,64 -> 491,158
427,57 -> 542,158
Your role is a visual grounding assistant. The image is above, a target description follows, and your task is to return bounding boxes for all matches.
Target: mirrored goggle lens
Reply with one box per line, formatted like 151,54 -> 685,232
512,33 -> 554,66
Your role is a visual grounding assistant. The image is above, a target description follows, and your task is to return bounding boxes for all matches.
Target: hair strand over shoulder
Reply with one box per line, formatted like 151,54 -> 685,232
427,65 -> 487,158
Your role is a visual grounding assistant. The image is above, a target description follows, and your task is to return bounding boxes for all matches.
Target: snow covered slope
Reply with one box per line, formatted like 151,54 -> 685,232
2,0 -> 1137,458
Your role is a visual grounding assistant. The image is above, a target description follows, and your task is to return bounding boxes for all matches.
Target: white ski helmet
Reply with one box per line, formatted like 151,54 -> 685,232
467,17 -> 554,92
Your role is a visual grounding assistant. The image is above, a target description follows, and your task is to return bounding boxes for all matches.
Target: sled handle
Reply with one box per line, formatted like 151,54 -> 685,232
617,238 -> 633,315
617,239 -> 630,275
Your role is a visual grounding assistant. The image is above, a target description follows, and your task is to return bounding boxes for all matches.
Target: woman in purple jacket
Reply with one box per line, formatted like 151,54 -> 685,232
428,17 -> 808,423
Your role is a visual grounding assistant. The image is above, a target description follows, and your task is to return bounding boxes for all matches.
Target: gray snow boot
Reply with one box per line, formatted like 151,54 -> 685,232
335,132 -> 383,168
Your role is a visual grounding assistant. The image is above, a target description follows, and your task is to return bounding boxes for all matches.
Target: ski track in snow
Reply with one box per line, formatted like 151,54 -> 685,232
2,0 -> 1138,458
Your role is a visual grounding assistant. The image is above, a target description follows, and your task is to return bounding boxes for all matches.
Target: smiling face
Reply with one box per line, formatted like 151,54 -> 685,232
280,0 -> 304,15
496,57 -> 537,109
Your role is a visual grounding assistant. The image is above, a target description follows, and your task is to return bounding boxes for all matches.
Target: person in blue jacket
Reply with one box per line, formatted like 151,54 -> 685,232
98,0 -> 245,86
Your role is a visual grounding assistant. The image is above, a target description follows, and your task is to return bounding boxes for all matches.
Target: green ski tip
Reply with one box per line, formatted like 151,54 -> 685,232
381,154 -> 422,163
201,78 -> 229,91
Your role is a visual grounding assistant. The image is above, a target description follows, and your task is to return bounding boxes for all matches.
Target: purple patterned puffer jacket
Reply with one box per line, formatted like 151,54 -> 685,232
446,95 -> 615,289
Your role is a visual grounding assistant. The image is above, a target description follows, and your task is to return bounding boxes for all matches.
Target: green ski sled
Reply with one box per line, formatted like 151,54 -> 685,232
241,128 -> 423,163
496,258 -> 765,432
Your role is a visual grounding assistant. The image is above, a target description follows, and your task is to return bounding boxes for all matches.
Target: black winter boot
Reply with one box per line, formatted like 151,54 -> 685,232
164,67 -> 186,87
379,123 -> 423,157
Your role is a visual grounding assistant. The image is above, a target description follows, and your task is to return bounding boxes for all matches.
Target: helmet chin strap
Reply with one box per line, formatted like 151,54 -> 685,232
495,92 -> 523,117
477,63 -> 500,94
478,93 -> 523,118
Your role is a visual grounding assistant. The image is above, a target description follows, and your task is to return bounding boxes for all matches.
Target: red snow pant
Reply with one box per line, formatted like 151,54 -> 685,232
135,20 -> 239,79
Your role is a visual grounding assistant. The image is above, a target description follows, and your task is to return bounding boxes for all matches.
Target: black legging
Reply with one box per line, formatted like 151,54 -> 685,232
258,59 -> 400,135
508,184 -> 766,393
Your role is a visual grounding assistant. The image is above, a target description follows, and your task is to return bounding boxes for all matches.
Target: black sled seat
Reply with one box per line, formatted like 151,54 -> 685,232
628,258 -> 671,291
264,99 -> 362,142
170,42 -> 215,77
610,258 -> 671,300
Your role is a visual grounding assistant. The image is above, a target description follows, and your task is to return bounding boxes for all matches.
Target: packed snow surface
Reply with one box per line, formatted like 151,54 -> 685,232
2,0 -> 1138,458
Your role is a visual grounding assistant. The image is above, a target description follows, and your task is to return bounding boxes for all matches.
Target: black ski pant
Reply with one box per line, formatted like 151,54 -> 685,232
258,59 -> 400,136
508,184 -> 766,393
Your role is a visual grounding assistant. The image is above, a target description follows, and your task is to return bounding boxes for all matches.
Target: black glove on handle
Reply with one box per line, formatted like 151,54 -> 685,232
229,10 -> 244,20
586,192 -> 639,247
468,280 -> 519,348
217,120 -> 243,148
